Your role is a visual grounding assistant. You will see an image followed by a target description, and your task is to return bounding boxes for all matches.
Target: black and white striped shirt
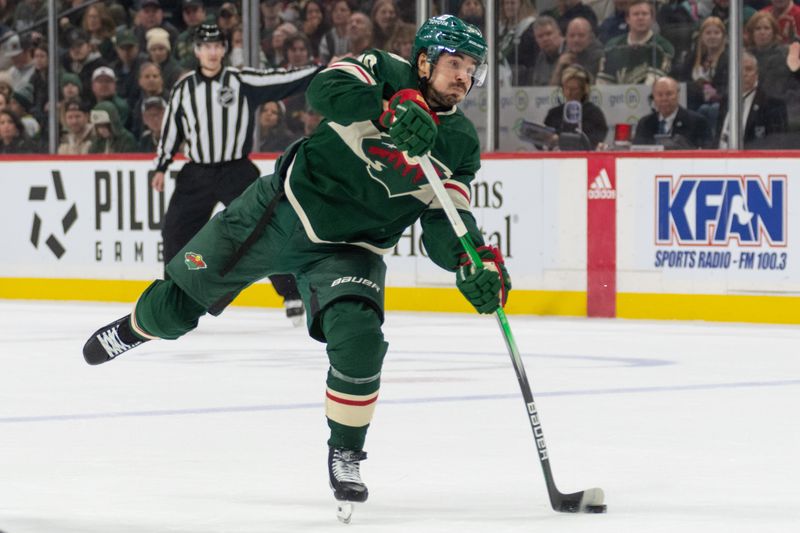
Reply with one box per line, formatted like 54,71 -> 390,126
154,65 -> 319,171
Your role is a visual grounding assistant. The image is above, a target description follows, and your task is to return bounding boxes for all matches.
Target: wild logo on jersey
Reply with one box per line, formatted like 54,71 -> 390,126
656,175 -> 786,246
362,135 -> 450,196
328,121 -> 454,198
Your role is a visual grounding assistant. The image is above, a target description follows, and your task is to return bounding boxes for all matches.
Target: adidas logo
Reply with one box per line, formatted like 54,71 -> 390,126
588,169 -> 616,200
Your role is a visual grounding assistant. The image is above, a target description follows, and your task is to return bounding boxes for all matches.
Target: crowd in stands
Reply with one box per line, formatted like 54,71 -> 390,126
0,0 -> 799,154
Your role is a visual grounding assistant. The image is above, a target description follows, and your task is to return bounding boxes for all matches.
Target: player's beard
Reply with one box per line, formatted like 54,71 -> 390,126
426,80 -> 470,109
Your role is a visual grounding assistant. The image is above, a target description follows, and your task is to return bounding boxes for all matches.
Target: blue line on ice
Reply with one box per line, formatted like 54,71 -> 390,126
2,378 -> 799,424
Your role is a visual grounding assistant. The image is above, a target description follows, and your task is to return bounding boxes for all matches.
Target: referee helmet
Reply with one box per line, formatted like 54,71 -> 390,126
195,23 -> 225,44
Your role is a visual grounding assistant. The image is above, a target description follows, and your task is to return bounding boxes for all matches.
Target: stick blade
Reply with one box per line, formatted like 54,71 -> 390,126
553,487 -> 606,513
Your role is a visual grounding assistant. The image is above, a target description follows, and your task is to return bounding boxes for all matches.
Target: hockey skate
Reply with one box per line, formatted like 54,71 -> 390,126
328,447 -> 368,524
83,315 -> 148,365
284,299 -> 305,327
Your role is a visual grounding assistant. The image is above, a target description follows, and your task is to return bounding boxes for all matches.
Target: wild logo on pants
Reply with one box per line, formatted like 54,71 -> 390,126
185,252 -> 208,270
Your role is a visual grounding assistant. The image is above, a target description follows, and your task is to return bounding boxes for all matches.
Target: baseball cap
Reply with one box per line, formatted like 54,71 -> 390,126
64,98 -> 91,114
68,29 -> 90,48
1,33 -> 22,59
182,0 -> 203,8
115,28 -> 138,47
92,66 -> 117,81
11,85 -> 34,111
139,0 -> 161,9
142,96 -> 167,112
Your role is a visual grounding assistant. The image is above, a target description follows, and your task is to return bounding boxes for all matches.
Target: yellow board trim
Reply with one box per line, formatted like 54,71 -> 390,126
8,278 -> 796,323
618,292 -> 800,325
0,278 -> 584,316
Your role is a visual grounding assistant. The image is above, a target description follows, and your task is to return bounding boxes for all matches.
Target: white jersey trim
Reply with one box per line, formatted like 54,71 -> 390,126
284,159 -> 393,256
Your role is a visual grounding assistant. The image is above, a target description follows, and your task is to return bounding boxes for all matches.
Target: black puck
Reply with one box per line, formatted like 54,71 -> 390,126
585,504 -> 607,513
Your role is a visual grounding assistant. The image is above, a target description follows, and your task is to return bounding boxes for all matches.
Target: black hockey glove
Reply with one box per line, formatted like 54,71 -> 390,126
379,89 -> 438,157
456,245 -> 512,314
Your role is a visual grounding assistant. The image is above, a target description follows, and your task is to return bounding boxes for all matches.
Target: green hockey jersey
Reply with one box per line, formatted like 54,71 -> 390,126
283,49 -> 485,271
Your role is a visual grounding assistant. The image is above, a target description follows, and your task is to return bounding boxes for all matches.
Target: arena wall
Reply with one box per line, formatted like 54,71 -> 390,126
1,152 -> 797,324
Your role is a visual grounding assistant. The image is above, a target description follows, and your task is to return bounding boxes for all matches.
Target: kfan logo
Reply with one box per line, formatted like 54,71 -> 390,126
656,175 -> 786,246
29,171 -> 78,258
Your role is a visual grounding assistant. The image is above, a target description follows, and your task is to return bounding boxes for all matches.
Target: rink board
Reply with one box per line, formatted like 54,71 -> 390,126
1,152 -> 799,323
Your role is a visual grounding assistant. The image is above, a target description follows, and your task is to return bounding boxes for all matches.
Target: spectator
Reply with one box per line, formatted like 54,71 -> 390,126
176,0 -> 207,70
633,76 -> 711,148
597,0 -> 675,85
277,0 -> 301,24
57,98 -> 93,154
318,0 -> 351,63
146,27 -> 183,89
498,0 -> 538,85
347,11 -> 373,56
59,72 -> 82,101
301,102 -> 322,136
550,16 -> 604,84
300,0 -> 327,58
656,0 -> 702,68
371,0 -> 398,50
746,11 -> 791,98
82,2 -> 117,62
112,28 -> 147,112
89,101 -> 138,153
229,25 -> 246,68
90,66 -> 130,129
1,33 -> 34,91
761,0 -> 800,43
282,33 -> 315,132
672,16 -> 728,116
711,0 -> 757,31
544,64 -> 608,148
133,0 -> 179,52
386,21 -> 416,59
217,2 -> 240,38
550,0 -> 599,34
0,74 -> 14,100
12,0 -> 46,34
61,28 -> 106,101
131,61 -> 166,138
260,0 -> 282,35
717,52 -> 788,148
529,15 -> 565,85
267,22 -> 299,66
597,0 -> 629,44
137,96 -> 167,152
458,0 -> 485,32
29,43 -> 47,124
0,109 -> 35,153
9,84 -> 40,140
258,100 -> 296,151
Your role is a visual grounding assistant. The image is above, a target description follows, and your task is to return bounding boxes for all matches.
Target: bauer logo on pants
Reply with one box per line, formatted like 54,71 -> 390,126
331,276 -> 381,292
184,252 -> 207,270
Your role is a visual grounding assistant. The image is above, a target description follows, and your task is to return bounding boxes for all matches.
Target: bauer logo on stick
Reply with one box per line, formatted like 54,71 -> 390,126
184,252 -> 208,270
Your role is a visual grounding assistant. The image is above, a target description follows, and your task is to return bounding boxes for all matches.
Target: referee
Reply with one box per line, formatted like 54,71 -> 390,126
151,24 -> 317,324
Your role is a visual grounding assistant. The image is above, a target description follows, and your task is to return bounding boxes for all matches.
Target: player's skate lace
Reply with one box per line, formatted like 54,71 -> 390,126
328,447 -> 368,502
83,315 -> 149,365
331,449 -> 367,484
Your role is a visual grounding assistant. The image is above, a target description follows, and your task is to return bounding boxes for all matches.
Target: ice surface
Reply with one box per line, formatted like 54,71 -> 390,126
1,300 -> 799,532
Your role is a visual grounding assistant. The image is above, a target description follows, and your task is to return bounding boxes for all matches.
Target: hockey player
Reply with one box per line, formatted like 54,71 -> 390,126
82,14 -> 511,520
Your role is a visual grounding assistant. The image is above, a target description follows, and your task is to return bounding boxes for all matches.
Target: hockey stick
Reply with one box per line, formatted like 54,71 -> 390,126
417,154 -> 606,513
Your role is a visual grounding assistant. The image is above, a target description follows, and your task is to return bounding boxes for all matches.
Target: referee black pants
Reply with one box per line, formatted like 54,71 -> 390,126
161,158 -> 299,300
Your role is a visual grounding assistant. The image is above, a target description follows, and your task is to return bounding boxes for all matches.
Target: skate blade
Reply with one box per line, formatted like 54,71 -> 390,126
336,502 -> 354,524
